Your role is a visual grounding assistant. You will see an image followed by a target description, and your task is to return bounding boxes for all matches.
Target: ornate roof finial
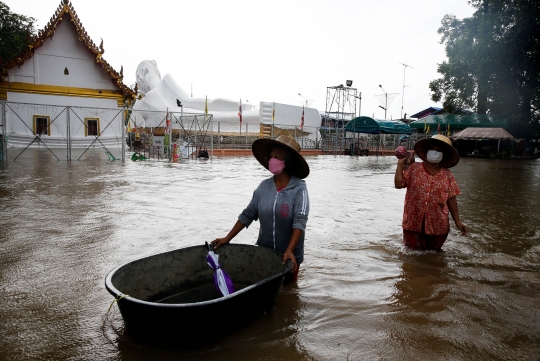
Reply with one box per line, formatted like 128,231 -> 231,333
99,38 -> 104,54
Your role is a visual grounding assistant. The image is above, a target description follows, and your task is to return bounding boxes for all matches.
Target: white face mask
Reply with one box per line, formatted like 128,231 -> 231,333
426,150 -> 444,164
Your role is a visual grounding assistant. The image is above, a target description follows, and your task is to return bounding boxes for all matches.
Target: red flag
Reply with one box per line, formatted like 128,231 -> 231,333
300,106 -> 305,129
166,109 -> 170,131
238,99 -> 242,127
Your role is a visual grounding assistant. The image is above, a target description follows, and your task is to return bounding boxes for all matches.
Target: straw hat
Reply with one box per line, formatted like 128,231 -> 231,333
252,135 -> 310,179
414,134 -> 460,168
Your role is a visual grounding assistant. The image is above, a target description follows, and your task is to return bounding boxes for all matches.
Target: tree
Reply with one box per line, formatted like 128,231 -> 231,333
430,0 -> 540,137
0,2 -> 36,63
429,15 -> 481,114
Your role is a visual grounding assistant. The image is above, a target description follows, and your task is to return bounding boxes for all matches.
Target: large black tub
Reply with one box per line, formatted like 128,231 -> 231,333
105,244 -> 292,347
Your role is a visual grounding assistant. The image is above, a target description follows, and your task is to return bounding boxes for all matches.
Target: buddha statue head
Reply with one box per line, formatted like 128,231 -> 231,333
136,60 -> 161,94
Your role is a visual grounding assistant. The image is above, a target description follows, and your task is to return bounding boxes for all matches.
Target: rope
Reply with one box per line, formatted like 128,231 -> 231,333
107,294 -> 129,313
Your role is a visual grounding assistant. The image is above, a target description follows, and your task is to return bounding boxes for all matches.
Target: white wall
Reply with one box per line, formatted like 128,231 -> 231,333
260,102 -> 320,128
4,96 -> 124,148
8,18 -> 116,90
7,92 -> 119,108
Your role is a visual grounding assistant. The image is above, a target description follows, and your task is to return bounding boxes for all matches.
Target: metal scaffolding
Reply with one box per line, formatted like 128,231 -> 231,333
322,84 -> 361,154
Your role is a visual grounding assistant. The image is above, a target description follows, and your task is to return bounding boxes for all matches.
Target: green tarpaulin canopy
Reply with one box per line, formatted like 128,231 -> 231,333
409,114 -> 507,130
345,116 -> 411,134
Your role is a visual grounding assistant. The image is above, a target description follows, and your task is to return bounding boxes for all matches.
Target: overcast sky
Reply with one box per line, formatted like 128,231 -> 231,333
7,0 -> 475,119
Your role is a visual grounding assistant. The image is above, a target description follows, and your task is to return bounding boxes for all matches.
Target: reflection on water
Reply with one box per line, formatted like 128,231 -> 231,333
392,253 -> 450,314
0,151 -> 539,360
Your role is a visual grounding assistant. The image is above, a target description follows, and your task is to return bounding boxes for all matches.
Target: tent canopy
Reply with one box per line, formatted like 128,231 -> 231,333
345,116 -> 411,134
409,114 -> 507,130
452,127 -> 516,140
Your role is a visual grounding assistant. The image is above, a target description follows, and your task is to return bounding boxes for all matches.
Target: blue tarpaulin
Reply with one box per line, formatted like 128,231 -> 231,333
345,116 -> 411,134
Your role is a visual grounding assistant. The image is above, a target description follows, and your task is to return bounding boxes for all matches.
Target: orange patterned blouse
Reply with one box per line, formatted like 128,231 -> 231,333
401,162 -> 460,235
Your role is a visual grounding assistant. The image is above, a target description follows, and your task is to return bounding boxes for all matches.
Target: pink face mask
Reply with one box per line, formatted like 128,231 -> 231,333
268,158 -> 285,175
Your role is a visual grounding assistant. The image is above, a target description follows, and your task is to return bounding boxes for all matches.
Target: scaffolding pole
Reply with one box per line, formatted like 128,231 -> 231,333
323,84 -> 360,154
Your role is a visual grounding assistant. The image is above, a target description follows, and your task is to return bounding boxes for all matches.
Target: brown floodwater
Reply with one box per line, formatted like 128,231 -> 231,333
0,150 -> 539,361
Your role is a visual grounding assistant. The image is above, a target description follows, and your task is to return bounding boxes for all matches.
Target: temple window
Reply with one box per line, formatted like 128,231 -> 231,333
33,115 -> 50,136
85,118 -> 100,136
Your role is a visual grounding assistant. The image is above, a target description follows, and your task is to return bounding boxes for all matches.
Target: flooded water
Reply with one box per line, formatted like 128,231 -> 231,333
1,151 -> 539,361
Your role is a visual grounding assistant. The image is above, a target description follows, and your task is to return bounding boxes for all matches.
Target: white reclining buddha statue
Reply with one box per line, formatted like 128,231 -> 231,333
131,60 -> 259,129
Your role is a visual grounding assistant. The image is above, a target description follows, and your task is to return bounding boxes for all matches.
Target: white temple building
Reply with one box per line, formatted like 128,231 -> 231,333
0,0 -> 136,149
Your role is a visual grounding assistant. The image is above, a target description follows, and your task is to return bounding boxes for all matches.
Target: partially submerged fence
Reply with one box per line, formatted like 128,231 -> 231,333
0,100 -> 421,163
324,132 -> 424,156
127,109 -> 213,161
0,101 -> 127,162
0,102 -> 215,163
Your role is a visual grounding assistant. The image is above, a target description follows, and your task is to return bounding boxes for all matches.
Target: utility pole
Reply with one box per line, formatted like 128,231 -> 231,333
377,84 -> 398,119
399,63 -> 413,119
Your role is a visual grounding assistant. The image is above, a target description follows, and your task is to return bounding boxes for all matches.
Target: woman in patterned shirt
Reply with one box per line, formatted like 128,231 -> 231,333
394,134 -> 467,250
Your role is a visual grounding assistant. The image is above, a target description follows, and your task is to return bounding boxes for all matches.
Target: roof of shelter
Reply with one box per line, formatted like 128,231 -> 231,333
345,116 -> 411,134
452,127 -> 516,140
410,107 -> 443,119
409,114 -> 507,130
0,0 -> 136,101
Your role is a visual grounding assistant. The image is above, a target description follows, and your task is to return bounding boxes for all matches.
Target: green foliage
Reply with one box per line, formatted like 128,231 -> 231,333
430,0 -> 540,137
429,16 -> 478,112
0,1 -> 36,63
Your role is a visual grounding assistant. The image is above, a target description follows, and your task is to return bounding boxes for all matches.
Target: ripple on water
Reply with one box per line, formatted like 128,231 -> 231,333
0,155 -> 539,361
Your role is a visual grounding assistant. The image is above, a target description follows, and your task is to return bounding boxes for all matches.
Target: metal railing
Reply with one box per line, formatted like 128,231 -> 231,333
0,100 -> 427,163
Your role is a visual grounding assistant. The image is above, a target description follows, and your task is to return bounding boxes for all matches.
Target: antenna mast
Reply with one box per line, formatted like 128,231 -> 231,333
399,63 -> 414,119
